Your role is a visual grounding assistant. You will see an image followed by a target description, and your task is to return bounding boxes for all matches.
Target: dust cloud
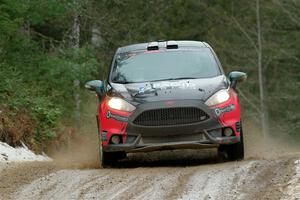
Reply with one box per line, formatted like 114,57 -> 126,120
48,95 -> 100,169
47,96 -> 299,169
243,119 -> 299,159
50,133 -> 100,169
47,119 -> 300,169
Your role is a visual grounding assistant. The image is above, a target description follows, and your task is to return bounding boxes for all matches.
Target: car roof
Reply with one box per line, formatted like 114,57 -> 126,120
117,40 -> 210,53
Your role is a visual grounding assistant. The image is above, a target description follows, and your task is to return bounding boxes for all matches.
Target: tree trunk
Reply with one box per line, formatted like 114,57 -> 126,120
91,24 -> 102,47
70,12 -> 80,48
70,3 -> 81,129
256,0 -> 269,139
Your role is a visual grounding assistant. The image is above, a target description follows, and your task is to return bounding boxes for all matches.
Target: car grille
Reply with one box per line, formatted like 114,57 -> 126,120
133,107 -> 209,126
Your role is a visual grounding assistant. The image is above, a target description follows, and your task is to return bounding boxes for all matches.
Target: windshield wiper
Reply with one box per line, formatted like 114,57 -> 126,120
150,77 -> 199,82
113,81 -> 135,84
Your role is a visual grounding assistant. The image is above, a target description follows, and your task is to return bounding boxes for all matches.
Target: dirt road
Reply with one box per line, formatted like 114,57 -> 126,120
0,149 -> 299,200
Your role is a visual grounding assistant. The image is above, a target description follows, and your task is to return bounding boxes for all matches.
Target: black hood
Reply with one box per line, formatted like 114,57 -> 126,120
109,75 -> 228,106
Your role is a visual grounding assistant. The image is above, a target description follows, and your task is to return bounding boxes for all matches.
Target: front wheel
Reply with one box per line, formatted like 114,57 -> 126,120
98,135 -> 126,168
99,146 -> 109,168
218,125 -> 244,161
99,150 -> 126,168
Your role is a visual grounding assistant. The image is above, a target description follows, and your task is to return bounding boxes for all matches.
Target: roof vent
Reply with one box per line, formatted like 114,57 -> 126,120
147,42 -> 159,50
166,41 -> 178,49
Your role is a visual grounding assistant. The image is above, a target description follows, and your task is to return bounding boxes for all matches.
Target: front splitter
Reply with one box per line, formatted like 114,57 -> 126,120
103,141 -> 219,153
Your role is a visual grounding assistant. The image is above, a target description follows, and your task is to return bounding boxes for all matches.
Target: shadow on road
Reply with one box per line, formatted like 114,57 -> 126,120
110,149 -> 226,168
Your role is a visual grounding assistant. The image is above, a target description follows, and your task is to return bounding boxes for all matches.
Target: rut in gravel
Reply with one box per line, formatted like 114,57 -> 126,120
0,150 -> 298,200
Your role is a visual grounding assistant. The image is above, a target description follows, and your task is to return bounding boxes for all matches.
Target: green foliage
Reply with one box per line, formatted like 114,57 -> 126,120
0,44 -> 99,142
30,96 -> 62,140
0,0 -> 299,146
0,0 -> 99,144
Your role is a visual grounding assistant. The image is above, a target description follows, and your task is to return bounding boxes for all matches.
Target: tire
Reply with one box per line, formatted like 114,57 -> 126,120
218,124 -> 244,161
98,134 -> 126,168
98,136 -> 104,168
97,118 -> 127,168
99,150 -> 126,168
98,131 -> 110,168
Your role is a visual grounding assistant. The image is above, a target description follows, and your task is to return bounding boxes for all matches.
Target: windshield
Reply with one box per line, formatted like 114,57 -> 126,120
111,48 -> 221,83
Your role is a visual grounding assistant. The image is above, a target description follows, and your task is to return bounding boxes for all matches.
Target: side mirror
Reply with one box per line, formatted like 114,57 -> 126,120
85,80 -> 104,97
228,71 -> 247,89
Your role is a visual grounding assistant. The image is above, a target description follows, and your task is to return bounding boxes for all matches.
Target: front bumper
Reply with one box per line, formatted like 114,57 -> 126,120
103,133 -> 240,153
100,96 -> 241,153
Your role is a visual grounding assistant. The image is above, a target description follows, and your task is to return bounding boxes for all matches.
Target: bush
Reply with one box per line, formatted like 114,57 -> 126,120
0,42 -> 99,148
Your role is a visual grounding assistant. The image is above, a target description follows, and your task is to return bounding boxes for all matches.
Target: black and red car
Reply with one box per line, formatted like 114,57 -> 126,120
85,40 -> 247,167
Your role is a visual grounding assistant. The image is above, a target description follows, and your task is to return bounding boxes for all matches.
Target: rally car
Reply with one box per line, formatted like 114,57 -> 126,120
85,40 -> 247,167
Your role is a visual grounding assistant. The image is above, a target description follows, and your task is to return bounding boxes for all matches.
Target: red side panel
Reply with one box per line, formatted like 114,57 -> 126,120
212,89 -> 241,137
98,97 -> 131,146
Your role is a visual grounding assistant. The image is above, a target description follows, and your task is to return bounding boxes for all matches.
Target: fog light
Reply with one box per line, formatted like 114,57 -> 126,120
111,135 -> 121,144
223,127 -> 234,137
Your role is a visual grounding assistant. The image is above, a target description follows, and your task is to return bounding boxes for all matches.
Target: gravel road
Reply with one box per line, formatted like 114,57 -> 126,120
0,149 -> 299,200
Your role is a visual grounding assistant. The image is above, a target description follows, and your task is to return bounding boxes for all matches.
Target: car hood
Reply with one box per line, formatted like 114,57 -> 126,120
109,75 -> 228,106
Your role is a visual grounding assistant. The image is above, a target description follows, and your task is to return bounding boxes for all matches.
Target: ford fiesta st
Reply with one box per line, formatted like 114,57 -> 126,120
85,40 -> 247,167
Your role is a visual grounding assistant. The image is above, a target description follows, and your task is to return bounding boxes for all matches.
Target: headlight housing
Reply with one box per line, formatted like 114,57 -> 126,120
205,89 -> 230,106
107,97 -> 136,112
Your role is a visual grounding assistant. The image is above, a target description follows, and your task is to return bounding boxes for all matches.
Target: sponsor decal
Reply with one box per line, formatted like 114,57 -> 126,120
127,81 -> 208,96
138,87 -> 146,94
200,116 -> 207,120
165,100 -> 175,106
106,111 -> 128,122
152,81 -> 197,90
215,104 -> 235,116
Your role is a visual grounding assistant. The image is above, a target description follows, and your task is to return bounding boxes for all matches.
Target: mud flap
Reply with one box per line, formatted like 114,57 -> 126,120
96,115 -> 100,134
96,115 -> 105,168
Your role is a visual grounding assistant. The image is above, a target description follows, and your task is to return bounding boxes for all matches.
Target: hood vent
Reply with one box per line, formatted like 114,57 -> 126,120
147,42 -> 159,50
166,40 -> 178,49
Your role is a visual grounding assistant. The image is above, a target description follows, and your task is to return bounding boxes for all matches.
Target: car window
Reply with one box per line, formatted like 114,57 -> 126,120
111,48 -> 221,83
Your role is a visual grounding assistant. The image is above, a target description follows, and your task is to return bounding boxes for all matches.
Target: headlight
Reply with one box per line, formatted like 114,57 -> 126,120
107,97 -> 136,112
205,89 -> 230,106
